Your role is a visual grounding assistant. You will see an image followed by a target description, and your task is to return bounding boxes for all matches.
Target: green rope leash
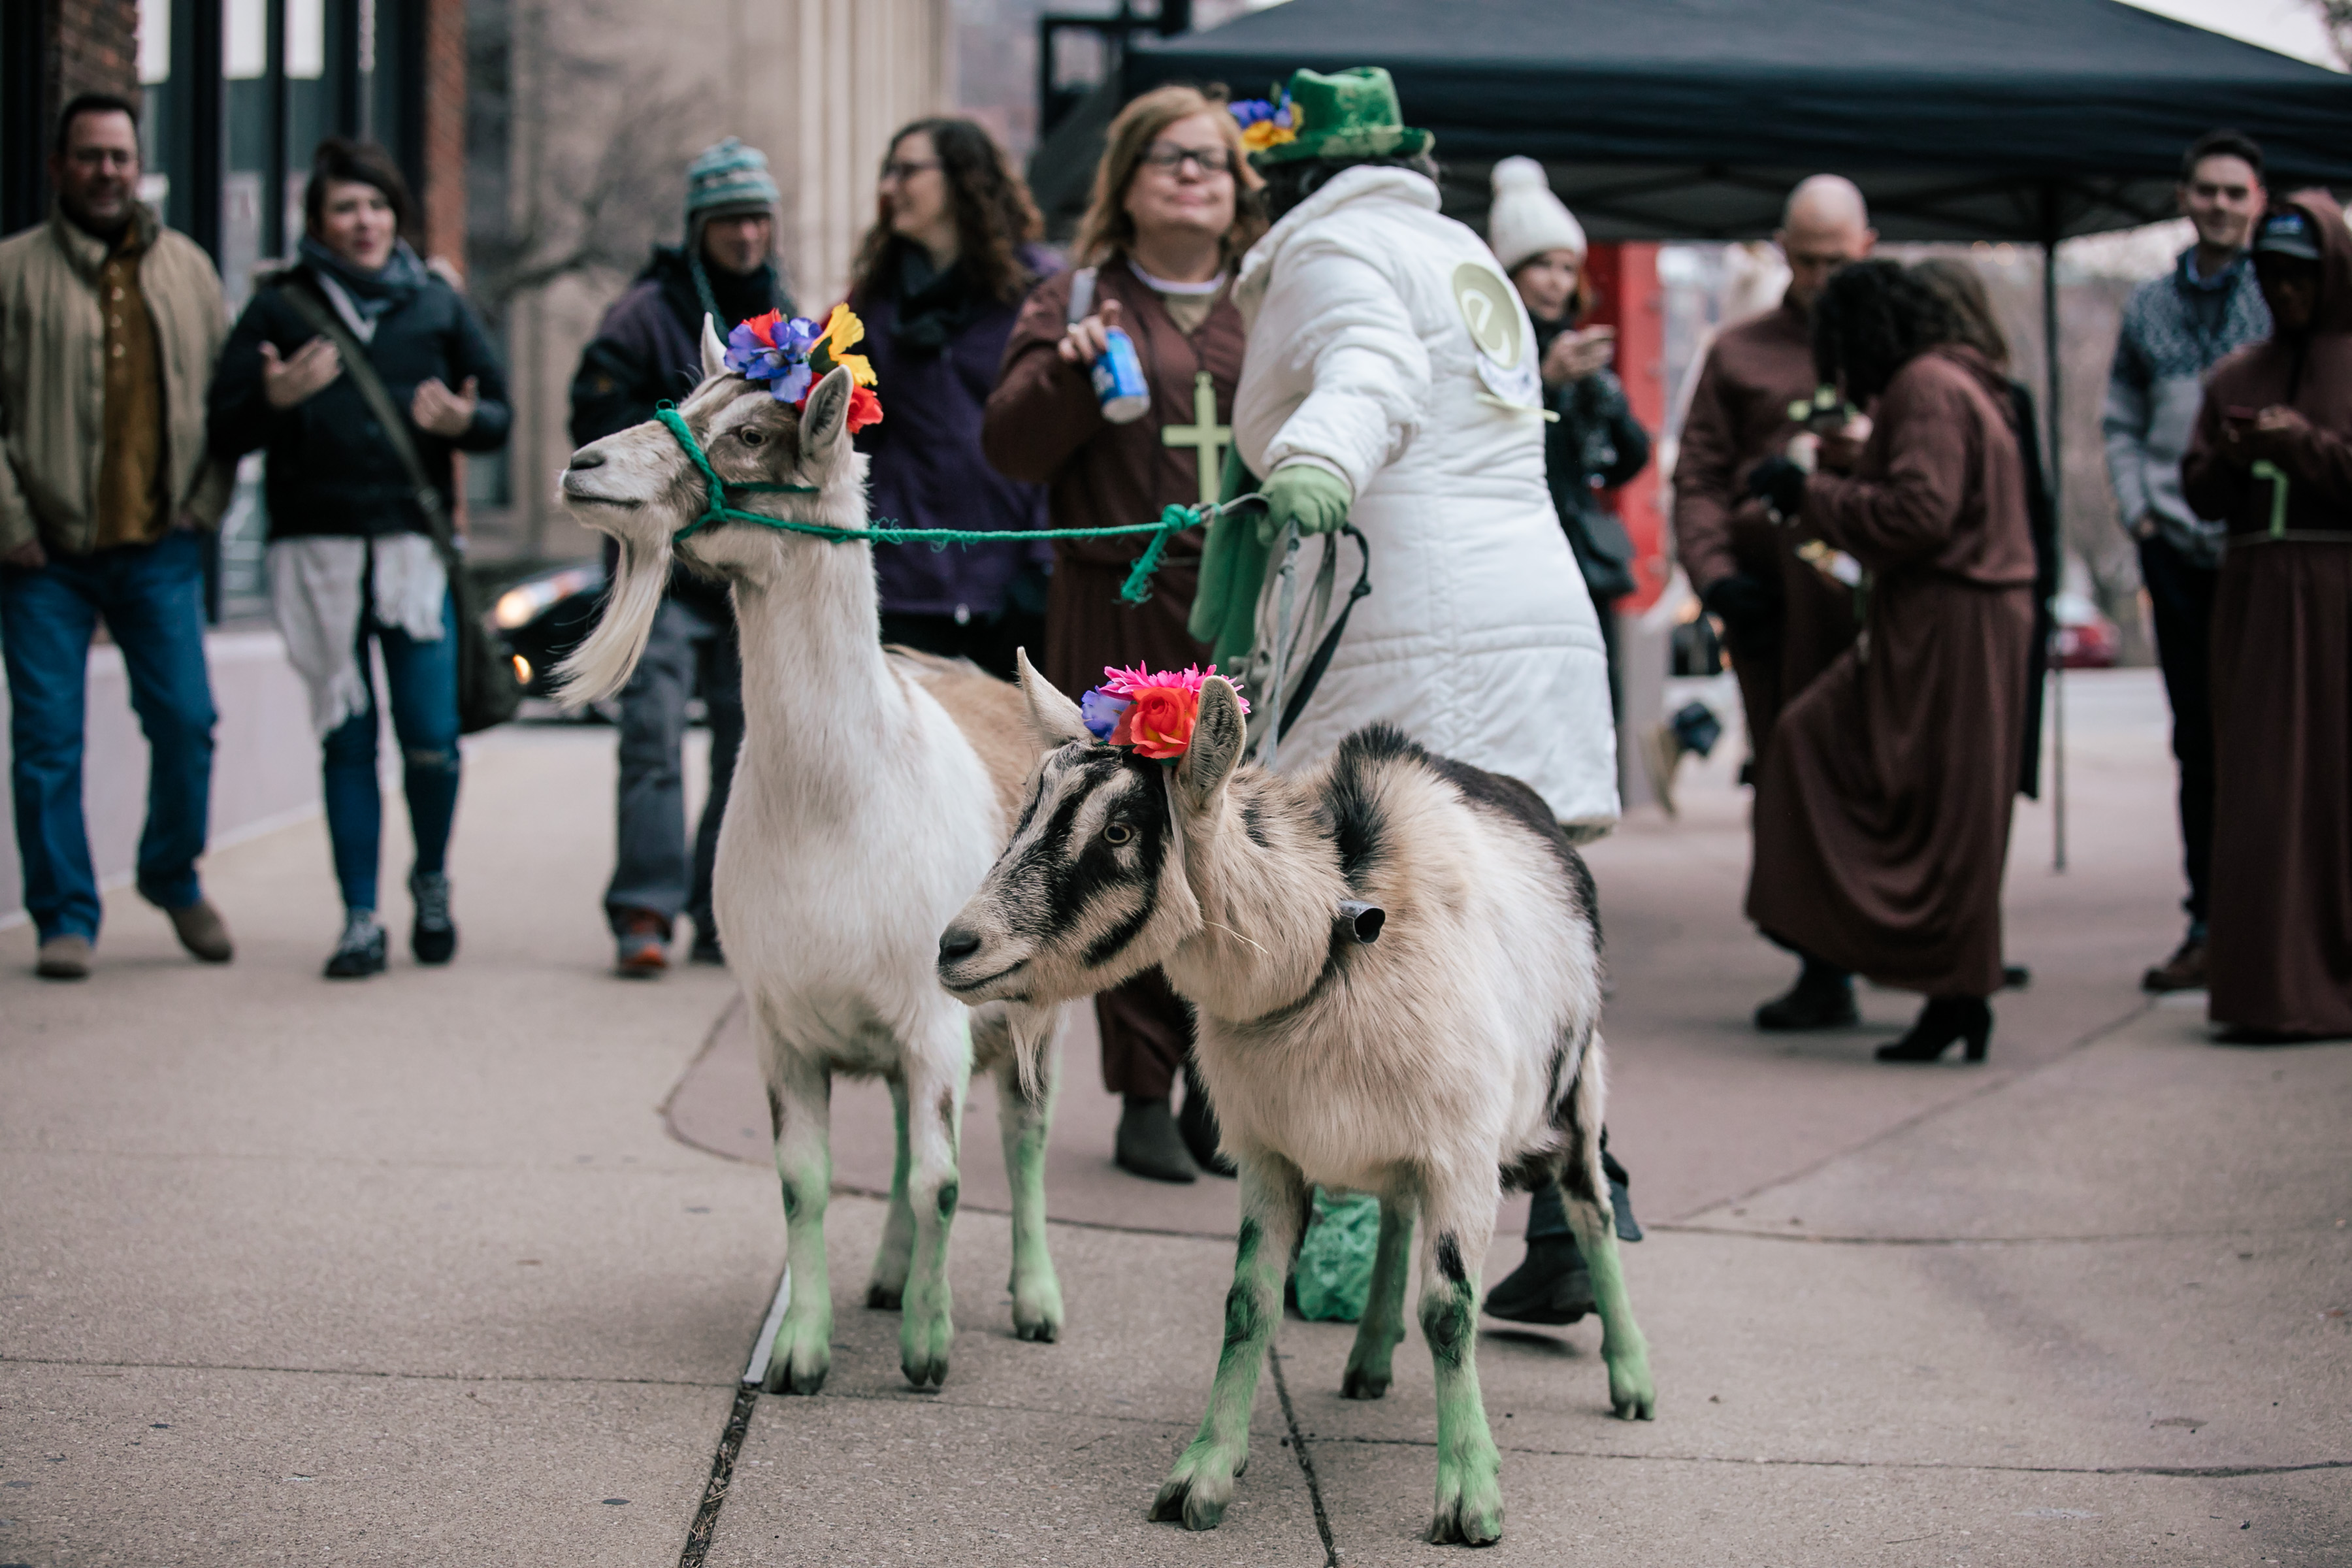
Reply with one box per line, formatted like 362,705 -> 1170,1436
654,403 -> 1215,605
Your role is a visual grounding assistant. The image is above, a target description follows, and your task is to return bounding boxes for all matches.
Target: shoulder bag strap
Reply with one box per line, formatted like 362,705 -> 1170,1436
278,278 -> 460,566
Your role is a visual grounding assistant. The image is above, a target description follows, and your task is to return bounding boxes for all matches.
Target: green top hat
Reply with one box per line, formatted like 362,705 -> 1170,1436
1249,66 -> 1433,167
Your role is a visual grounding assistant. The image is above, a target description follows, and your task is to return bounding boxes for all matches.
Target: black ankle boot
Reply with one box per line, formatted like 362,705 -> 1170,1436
1876,996 -> 1993,1063
1482,1237 -> 1594,1325
1756,960 -> 1858,1030
1115,1096 -> 1198,1183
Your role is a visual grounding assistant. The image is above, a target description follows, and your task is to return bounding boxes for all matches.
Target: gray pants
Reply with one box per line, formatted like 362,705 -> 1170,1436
604,598 -> 743,938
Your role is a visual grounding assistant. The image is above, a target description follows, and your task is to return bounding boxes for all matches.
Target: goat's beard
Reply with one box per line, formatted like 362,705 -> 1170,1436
555,535 -> 672,705
1002,1000 -> 1060,1107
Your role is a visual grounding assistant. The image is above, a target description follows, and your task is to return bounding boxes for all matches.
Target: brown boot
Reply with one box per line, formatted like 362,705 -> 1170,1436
2142,935 -> 2207,993
161,898 -> 234,964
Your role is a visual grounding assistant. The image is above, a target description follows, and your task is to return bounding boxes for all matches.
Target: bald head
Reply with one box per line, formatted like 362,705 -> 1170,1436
1777,174 -> 1876,312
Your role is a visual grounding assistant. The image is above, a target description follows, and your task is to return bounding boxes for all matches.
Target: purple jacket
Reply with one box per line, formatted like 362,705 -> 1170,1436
855,244 -> 1056,618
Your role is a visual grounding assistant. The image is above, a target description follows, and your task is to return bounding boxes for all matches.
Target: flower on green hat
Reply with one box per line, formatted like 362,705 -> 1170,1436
1245,67 -> 1431,167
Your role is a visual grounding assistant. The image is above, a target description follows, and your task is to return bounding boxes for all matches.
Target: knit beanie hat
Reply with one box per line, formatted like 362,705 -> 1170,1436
1487,156 -> 1586,274
685,138 -> 780,230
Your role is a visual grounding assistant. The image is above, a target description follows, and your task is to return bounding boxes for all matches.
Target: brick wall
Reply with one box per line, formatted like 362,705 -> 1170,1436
49,0 -> 142,122
423,0 -> 466,265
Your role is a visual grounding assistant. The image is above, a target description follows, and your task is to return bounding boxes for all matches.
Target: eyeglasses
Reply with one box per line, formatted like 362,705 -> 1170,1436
879,158 -> 943,184
1139,144 -> 1234,176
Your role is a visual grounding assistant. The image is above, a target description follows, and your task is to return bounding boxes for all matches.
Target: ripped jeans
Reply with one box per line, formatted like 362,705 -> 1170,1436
320,591 -> 461,913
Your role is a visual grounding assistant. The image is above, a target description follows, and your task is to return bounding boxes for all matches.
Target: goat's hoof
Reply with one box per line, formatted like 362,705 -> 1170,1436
1427,1465 -> 1505,1547
866,1282 -> 904,1311
761,1355 -> 827,1397
1151,1443 -> 1238,1531
761,1315 -> 830,1396
1340,1364 -> 1390,1400
1607,1349 -> 1656,1420
900,1308 -> 953,1390
1011,1273 -> 1063,1342
1425,1505 -> 1505,1548
1610,1388 -> 1657,1421
1014,1315 -> 1059,1343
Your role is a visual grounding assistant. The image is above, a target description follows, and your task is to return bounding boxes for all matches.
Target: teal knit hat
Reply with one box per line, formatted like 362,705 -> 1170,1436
685,138 -> 780,228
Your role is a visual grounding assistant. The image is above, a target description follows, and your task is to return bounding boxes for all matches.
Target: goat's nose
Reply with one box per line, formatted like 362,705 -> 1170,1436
938,926 -> 983,964
566,449 -> 606,471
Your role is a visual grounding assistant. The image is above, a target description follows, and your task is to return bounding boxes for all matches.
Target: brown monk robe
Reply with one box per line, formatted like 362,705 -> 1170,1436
2180,189 -> 2352,1041
1673,293 -> 1861,763
1747,341 -> 2036,1045
982,254 -> 1246,1115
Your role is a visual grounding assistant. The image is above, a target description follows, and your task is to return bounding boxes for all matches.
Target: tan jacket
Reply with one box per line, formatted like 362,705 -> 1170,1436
0,205 -> 233,557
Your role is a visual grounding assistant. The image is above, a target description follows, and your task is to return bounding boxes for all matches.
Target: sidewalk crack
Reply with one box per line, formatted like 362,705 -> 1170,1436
1271,1351 -> 1339,1568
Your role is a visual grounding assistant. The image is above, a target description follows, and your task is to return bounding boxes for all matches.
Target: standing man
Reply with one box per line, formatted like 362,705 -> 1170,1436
570,138 -> 789,975
2102,130 -> 2269,994
1671,174 -> 1873,1029
1,95 -> 234,980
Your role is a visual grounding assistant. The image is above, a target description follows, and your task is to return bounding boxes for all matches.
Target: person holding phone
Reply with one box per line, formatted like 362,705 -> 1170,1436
983,84 -> 1261,1183
2178,193 -> 2352,1043
1487,157 -> 1652,723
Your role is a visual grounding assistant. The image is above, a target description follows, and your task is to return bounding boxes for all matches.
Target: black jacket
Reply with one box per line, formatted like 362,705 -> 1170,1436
1543,362 -> 1653,601
208,263 -> 511,540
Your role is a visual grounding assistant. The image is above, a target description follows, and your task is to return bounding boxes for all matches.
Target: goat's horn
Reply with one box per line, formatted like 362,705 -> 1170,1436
1337,900 -> 1384,944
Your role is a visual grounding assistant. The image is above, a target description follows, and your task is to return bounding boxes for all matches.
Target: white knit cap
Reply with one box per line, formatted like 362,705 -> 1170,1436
1488,155 -> 1587,274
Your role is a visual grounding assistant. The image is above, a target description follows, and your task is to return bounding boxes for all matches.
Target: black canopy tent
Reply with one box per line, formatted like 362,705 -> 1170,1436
1039,0 -> 2352,866
1113,0 -> 2352,244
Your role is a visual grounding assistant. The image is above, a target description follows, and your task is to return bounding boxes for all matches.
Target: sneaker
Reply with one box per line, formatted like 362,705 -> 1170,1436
689,922 -> 725,966
1115,1096 -> 1198,1183
325,910 -> 388,979
36,934 -> 93,980
1482,1237 -> 1595,1325
615,909 -> 671,977
2142,936 -> 2207,993
409,872 -> 457,966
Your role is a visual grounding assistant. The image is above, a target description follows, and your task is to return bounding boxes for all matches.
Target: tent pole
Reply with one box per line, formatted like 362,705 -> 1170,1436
2043,187 -> 2068,874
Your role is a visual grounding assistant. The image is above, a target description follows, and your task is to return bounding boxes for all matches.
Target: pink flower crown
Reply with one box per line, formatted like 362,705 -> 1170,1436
1080,664 -> 1249,760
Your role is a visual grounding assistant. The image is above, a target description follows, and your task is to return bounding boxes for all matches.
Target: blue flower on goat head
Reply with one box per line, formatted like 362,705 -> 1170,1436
1079,687 -> 1132,742
725,310 -> 819,402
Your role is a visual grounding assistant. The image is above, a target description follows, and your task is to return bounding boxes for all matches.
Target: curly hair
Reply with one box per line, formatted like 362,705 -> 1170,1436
1256,148 -> 1440,225
1071,84 -> 1267,270
1908,257 -> 2010,370
848,118 -> 1042,308
1810,259 -> 1959,403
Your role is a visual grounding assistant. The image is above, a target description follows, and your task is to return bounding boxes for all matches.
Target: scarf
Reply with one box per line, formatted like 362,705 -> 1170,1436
891,243 -> 988,356
299,236 -> 427,338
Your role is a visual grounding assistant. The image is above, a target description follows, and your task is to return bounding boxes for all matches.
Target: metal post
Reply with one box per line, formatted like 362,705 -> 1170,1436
2042,186 -> 2067,874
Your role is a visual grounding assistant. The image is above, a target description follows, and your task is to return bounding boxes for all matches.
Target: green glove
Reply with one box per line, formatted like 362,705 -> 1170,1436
1190,448 -> 1271,668
1256,463 -> 1352,546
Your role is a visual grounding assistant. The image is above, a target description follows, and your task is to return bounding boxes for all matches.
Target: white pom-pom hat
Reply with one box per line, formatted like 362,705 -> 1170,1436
1488,155 -> 1587,274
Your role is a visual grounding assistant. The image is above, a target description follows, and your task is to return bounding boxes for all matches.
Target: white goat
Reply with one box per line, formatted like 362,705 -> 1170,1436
939,661 -> 1654,1546
557,346 -> 1064,1393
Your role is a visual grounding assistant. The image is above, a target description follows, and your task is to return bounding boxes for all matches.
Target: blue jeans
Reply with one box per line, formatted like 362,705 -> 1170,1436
321,592 -> 461,913
2,530 -> 218,942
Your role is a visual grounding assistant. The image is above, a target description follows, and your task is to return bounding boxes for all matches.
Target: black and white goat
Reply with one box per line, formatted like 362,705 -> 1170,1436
938,659 -> 1654,1546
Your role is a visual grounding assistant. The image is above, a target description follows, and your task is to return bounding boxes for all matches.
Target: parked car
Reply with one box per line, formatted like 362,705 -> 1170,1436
489,559 -> 606,698
2049,591 -> 2119,670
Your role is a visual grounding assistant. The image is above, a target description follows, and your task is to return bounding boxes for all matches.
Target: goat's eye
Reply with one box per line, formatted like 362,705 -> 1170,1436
739,427 -> 766,447
1103,823 -> 1134,846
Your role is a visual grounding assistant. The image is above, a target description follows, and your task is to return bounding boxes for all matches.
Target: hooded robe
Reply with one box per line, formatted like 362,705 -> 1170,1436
1745,345 -> 2037,998
2180,189 -> 2352,1038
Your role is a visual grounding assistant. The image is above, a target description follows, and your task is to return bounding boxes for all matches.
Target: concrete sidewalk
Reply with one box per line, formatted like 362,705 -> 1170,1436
2,671 -> 2346,1567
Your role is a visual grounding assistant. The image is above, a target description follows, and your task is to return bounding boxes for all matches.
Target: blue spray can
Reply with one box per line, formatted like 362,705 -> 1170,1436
1070,267 -> 1151,425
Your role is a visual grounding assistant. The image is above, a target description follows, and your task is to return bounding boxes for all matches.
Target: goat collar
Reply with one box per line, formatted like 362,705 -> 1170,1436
654,402 -> 822,544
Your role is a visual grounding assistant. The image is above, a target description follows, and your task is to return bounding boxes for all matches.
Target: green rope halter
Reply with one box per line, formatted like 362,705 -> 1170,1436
652,401 -> 1235,606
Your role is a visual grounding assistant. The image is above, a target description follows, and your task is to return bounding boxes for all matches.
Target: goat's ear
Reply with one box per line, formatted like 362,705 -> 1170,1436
700,314 -> 728,382
1175,676 -> 1247,814
1015,647 -> 1090,750
798,365 -> 855,473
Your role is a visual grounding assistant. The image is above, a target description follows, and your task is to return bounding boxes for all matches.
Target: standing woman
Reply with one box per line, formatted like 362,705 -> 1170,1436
983,84 -> 1261,1183
1487,157 -> 1652,720
851,119 -> 1054,676
2181,192 -> 2352,1042
209,138 -> 510,977
1743,260 -> 2036,1061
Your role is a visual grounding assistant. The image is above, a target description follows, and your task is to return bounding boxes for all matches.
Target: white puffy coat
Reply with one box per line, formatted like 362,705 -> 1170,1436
1232,166 -> 1619,830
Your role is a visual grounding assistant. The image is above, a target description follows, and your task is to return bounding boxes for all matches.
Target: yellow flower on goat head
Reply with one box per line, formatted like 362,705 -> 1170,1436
812,302 -> 879,387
